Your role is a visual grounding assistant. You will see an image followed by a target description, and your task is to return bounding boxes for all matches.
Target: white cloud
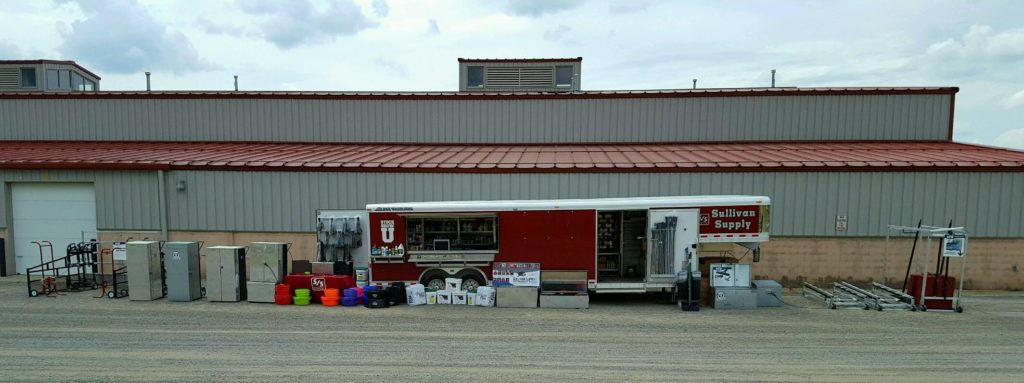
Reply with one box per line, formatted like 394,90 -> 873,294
609,0 -> 656,14
427,18 -> 440,35
1002,89 -> 1024,109
543,25 -> 570,42
196,17 -> 245,37
57,0 -> 213,74
0,39 -> 23,57
372,0 -> 389,17
505,0 -> 583,17
239,0 -> 378,49
994,128 -> 1024,150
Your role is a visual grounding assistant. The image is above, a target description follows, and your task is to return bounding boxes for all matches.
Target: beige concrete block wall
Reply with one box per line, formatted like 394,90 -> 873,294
94,231 -> 1023,290
758,237 -> 1024,290
99,231 -> 315,279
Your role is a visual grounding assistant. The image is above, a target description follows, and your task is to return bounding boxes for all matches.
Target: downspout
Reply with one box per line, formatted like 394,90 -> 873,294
157,170 -> 168,240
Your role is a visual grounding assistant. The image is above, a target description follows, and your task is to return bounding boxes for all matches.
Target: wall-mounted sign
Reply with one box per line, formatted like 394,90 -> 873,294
492,262 -> 540,287
942,234 -> 967,257
836,215 -> 848,232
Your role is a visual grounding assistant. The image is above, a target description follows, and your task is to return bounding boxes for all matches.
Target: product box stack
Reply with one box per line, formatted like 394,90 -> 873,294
247,242 -> 288,303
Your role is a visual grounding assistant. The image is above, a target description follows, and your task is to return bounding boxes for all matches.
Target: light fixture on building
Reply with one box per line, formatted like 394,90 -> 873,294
176,180 -> 187,191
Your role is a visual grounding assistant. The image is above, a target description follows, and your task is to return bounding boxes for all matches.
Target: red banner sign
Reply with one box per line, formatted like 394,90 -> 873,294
699,205 -> 761,234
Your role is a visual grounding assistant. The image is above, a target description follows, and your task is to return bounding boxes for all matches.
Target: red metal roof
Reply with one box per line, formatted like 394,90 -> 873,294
0,86 -> 957,100
0,141 -> 1020,173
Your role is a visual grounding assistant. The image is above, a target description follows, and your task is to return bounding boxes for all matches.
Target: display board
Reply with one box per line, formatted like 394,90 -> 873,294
492,262 -> 540,287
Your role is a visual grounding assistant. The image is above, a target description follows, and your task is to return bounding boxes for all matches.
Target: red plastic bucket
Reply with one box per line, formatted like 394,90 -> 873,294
274,294 -> 292,305
275,283 -> 291,295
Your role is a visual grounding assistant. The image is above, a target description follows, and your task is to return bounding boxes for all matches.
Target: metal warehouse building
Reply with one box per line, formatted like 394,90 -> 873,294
1,58 -> 1022,289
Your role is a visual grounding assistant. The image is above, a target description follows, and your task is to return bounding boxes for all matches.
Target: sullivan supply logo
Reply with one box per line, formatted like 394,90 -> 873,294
311,277 -> 326,291
380,220 -> 395,243
699,206 -> 759,233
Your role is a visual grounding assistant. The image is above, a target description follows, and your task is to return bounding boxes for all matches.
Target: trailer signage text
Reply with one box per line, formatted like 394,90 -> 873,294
699,205 -> 761,234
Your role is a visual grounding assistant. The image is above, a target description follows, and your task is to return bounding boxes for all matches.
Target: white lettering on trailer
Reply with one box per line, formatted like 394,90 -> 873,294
710,208 -> 756,218
715,220 -> 752,230
380,220 -> 395,243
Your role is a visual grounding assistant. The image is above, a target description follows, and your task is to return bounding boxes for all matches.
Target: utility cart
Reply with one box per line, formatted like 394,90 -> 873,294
886,224 -> 968,312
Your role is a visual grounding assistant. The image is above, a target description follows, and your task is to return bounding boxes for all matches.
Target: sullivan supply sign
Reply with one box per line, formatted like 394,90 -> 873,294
699,206 -> 761,234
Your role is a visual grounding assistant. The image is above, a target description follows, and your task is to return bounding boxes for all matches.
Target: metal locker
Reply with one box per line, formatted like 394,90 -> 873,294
249,242 -> 288,283
206,246 -> 246,302
126,241 -> 163,301
164,241 -> 201,302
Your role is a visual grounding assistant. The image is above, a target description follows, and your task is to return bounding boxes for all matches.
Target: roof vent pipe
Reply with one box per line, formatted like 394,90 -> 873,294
692,79 -> 697,89
234,75 -> 238,91
145,72 -> 151,91
770,69 -> 776,88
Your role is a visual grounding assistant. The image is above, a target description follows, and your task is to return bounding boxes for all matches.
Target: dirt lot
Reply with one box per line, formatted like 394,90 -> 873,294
1,277 -> 1022,383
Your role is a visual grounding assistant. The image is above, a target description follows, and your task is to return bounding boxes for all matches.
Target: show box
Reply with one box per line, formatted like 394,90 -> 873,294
496,287 -> 538,308
752,280 -> 783,307
711,287 -> 757,309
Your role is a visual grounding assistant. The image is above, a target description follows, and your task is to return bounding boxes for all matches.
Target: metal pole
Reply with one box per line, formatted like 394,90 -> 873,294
884,230 -> 890,285
901,219 -> 923,290
157,170 -> 169,240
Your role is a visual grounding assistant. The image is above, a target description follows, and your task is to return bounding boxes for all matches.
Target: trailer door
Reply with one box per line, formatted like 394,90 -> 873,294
647,209 -> 699,284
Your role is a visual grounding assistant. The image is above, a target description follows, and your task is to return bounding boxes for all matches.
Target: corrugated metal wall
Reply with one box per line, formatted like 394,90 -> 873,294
153,171 -> 1021,237
0,169 -> 160,230
3,170 -> 1016,237
0,94 -> 950,143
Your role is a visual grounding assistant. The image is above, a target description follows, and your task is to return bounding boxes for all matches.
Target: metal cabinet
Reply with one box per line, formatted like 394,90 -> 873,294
206,246 -> 246,302
126,241 -> 163,301
249,242 -> 287,283
164,241 -> 201,302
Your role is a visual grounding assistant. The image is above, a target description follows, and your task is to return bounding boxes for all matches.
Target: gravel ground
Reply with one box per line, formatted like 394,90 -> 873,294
1,276 -> 1023,383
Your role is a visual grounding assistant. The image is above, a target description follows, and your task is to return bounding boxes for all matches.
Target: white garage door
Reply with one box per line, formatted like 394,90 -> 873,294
12,183 -> 97,274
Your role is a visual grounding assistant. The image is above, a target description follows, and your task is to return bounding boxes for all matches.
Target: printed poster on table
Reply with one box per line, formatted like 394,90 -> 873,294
492,262 -> 540,287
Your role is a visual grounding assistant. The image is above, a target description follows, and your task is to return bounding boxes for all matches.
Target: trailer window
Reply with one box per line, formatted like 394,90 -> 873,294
406,216 -> 497,251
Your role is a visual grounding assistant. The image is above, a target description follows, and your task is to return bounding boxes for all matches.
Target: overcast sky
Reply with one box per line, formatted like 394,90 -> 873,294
1,0 -> 1022,148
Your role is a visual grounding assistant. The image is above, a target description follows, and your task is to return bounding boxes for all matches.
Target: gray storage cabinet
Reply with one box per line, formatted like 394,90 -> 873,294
126,241 -> 163,301
206,246 -> 247,302
247,242 -> 287,303
164,241 -> 202,302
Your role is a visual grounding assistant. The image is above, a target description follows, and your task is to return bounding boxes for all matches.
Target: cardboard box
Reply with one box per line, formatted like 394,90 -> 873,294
496,287 -> 538,308
452,291 -> 467,305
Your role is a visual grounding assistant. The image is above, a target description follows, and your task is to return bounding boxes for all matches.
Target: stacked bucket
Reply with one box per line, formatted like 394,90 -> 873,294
274,283 -> 292,305
293,288 -> 311,306
342,287 -> 360,306
322,288 -> 340,306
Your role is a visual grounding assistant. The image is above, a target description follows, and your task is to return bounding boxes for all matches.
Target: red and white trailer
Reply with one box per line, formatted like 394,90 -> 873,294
358,196 -> 771,294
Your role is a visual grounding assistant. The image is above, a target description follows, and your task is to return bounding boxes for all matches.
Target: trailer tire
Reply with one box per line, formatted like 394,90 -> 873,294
457,271 -> 487,291
421,270 -> 448,291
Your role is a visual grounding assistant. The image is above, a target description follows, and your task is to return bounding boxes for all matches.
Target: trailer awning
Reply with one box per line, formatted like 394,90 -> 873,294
0,141 -> 1021,173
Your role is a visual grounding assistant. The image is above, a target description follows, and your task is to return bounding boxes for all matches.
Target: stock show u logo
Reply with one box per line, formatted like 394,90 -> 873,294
381,220 -> 395,243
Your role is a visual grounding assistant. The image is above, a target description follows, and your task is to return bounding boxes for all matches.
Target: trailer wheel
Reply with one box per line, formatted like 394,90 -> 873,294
460,274 -> 486,292
108,291 -> 117,299
29,289 -> 39,297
